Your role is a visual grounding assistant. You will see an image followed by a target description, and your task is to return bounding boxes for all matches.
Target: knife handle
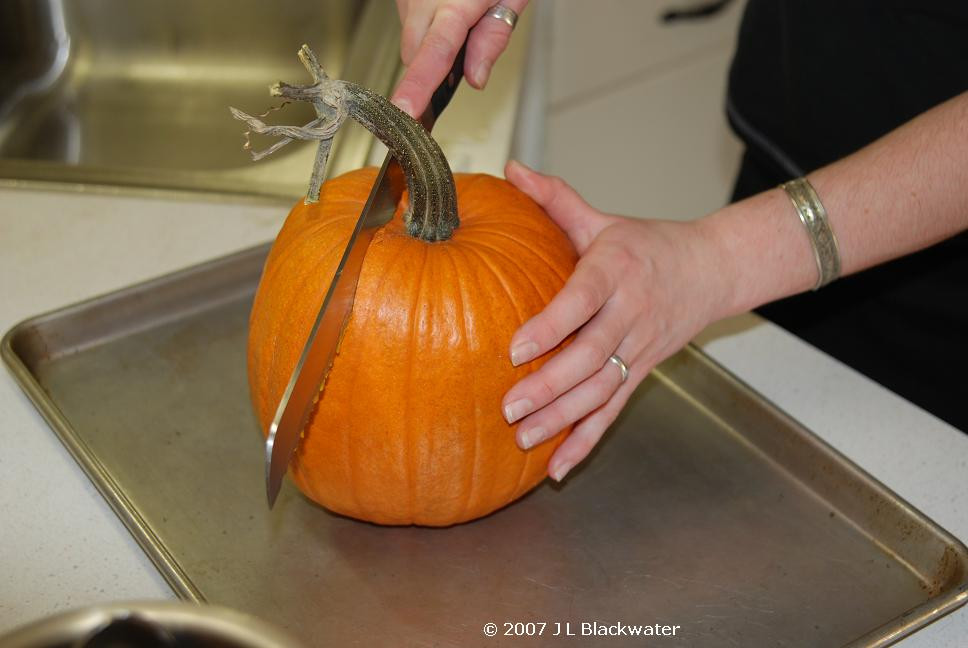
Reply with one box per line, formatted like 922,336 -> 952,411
419,42 -> 467,132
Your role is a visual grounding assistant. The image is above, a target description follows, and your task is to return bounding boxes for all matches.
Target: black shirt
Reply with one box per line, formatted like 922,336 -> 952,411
727,0 -> 968,431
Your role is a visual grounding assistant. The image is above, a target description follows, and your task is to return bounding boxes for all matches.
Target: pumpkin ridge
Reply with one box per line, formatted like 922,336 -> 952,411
459,240 -> 567,496
459,215 -> 571,243
456,173 -> 488,190
462,235 -> 571,295
403,241 -> 431,522
352,238 -> 413,521
307,198 -> 368,212
455,243 -> 534,501
258,214 -> 353,307
349,238 -> 416,523
304,214 -> 360,241
267,227 -> 342,293
337,319 -> 359,520
270,220 -> 357,414
257,232 -> 306,294
464,239 -> 562,322
458,236 -> 575,483
450,174 -> 495,217
441,244 -> 481,521
455,175 -> 535,215
262,257 -> 314,414
265,246 -> 342,408
459,222 -> 569,250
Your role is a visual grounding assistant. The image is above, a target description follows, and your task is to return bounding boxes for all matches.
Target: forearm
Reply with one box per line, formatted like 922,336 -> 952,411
702,90 -> 968,318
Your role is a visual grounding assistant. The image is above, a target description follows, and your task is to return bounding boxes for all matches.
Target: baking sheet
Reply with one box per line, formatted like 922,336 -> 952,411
3,243 -> 966,647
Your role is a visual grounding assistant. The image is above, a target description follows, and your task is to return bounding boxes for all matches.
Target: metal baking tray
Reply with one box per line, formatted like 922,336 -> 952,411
4,243 -> 967,647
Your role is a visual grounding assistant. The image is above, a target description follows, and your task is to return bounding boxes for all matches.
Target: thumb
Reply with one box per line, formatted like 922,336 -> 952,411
505,160 -> 607,251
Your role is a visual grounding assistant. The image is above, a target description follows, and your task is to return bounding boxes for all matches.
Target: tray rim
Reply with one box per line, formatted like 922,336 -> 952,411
0,244 -> 271,602
3,243 -> 966,647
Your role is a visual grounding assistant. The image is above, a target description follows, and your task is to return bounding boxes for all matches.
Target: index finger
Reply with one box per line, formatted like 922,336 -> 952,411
391,5 -> 476,117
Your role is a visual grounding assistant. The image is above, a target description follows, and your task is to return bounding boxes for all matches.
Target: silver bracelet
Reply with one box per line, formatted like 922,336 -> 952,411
780,177 -> 841,290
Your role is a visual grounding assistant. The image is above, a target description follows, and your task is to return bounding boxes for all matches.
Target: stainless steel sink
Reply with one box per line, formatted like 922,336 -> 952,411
0,0 -> 401,201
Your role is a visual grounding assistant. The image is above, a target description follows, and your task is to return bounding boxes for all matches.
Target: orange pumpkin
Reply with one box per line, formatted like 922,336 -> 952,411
247,168 -> 577,525
233,47 -> 577,525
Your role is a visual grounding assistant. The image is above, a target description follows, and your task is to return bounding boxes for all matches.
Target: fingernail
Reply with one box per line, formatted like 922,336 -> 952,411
392,97 -> 413,117
510,341 -> 538,366
473,60 -> 493,87
550,460 -> 573,482
503,398 -> 533,424
519,426 -> 545,450
505,160 -> 539,194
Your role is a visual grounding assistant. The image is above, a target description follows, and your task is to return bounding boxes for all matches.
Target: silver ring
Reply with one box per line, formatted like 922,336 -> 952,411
486,4 -> 518,30
608,354 -> 629,383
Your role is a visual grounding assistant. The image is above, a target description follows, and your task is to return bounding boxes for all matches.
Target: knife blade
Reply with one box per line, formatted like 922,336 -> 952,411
265,44 -> 467,508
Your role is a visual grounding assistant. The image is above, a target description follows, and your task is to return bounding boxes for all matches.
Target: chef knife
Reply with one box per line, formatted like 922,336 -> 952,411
265,45 -> 467,508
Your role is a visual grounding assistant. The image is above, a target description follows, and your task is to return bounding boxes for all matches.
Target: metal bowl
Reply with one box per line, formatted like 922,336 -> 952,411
0,601 -> 304,648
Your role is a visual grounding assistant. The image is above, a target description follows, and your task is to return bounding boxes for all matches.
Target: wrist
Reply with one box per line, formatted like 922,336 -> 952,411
695,187 -> 819,318
686,216 -> 741,324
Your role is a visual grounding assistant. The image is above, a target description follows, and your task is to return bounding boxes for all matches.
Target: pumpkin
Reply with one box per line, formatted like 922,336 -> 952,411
236,46 -> 577,526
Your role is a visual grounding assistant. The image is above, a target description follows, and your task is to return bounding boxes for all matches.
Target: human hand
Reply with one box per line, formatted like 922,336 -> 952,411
391,0 -> 528,117
502,161 -> 733,481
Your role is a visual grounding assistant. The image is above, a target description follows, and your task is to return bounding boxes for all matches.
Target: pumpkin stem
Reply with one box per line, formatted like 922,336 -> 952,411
229,44 -> 459,242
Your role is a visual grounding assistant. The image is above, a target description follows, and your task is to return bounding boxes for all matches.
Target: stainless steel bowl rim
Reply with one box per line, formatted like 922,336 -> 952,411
0,600 -> 304,648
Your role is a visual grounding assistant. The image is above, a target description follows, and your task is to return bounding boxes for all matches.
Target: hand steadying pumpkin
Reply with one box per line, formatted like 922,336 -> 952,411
501,161 -> 734,482
391,1 -> 968,485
